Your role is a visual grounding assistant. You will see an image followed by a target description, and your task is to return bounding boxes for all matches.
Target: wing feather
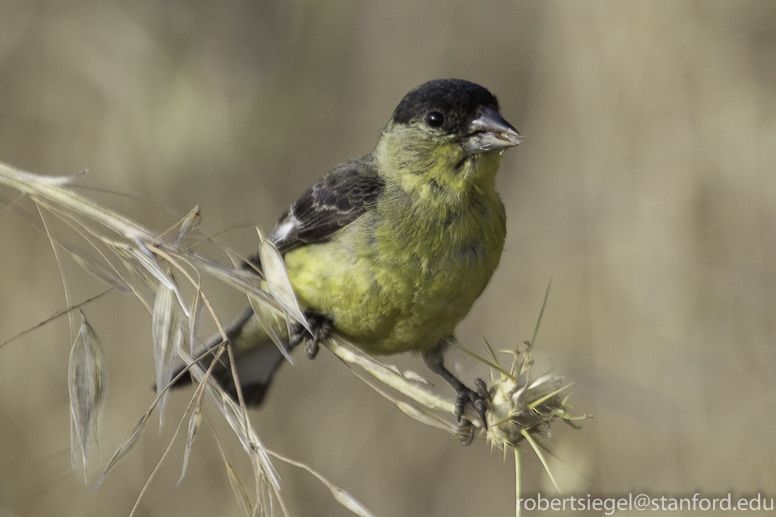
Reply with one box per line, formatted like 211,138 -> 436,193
268,155 -> 383,254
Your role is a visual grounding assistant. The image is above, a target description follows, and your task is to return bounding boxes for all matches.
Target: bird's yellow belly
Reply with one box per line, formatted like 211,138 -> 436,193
283,206 -> 505,355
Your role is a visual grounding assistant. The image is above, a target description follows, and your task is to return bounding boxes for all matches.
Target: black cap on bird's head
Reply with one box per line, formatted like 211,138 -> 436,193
392,79 -> 499,129
390,79 -> 520,156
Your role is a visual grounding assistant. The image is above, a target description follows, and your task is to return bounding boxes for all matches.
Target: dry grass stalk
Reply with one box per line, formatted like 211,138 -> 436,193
0,162 -> 588,516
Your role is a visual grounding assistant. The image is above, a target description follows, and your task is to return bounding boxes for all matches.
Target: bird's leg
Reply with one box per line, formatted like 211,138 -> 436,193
288,311 -> 332,360
423,339 -> 490,444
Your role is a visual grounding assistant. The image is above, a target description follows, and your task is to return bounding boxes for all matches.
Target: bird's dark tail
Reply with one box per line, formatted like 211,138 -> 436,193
169,302 -> 289,407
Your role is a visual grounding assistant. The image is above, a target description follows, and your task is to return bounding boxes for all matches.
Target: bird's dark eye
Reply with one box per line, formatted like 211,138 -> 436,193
425,111 -> 445,128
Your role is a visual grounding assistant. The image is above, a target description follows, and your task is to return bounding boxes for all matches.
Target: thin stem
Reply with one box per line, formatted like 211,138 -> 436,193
515,447 -> 521,517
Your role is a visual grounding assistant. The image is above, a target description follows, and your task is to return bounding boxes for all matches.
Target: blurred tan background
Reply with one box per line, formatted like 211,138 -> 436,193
1,1 -> 775,515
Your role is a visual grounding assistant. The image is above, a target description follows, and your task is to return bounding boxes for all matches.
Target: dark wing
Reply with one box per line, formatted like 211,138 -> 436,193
268,154 -> 384,254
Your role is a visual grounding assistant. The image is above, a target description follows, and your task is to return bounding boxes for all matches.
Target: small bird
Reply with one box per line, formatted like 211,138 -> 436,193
175,79 -> 520,429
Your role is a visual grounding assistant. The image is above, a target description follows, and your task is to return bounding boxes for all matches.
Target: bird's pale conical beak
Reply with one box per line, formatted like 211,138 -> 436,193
463,106 -> 521,156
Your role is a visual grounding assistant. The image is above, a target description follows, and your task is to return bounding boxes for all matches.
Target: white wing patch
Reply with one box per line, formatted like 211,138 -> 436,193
270,211 -> 301,244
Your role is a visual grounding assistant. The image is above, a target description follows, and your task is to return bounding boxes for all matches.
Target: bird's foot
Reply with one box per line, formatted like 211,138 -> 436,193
422,341 -> 492,445
288,312 -> 332,359
454,378 -> 490,445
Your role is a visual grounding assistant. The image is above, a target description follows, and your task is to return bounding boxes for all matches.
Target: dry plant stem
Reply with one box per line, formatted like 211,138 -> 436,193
324,339 -> 485,427
148,243 -> 262,501
128,345 -> 225,517
181,343 -> 281,488
0,288 -> 113,349
0,166 -> 154,240
448,338 -> 513,379
202,312 -> 267,505
1,164 -> 587,517
515,447 -> 521,517
35,205 -> 77,340
345,363 -> 459,434
159,249 -> 283,506
92,348 -> 222,492
1,166 -> 281,497
0,163 -> 283,316
224,339 -> 257,498
520,430 -> 560,493
265,449 -> 377,517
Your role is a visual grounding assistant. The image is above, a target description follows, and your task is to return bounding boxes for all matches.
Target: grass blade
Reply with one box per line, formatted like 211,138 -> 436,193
68,311 -> 107,483
528,279 -> 552,350
93,411 -> 151,491
177,403 -> 203,486
152,280 -> 183,427
258,234 -> 307,333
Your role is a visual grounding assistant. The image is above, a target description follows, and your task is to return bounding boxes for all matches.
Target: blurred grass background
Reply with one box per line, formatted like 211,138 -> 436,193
1,0 -> 775,515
